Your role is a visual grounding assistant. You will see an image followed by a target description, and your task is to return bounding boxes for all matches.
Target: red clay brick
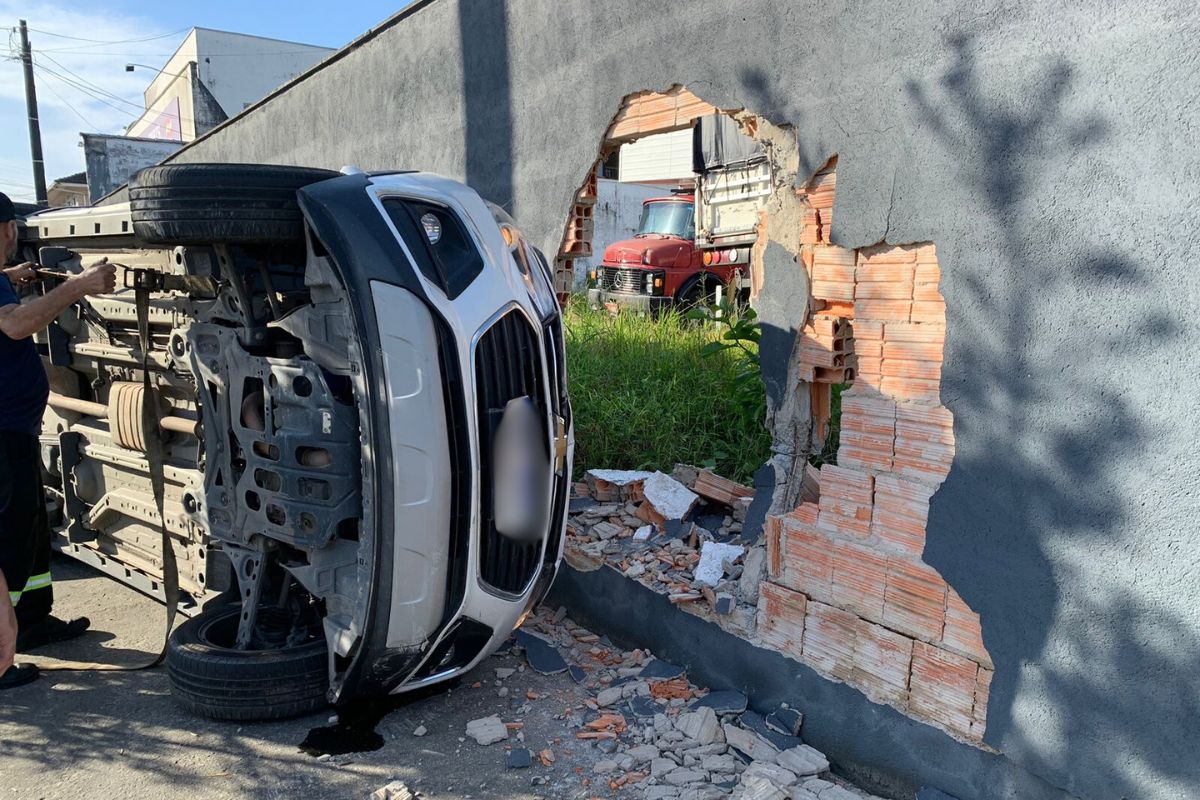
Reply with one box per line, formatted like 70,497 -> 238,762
856,281 -> 915,301
812,280 -> 856,302
758,581 -> 807,660
871,475 -> 935,557
882,323 -> 945,343
852,618 -> 914,705
856,263 -> 916,284
787,502 -> 820,526
831,542 -> 888,619
881,359 -> 942,381
880,376 -> 941,403
818,464 -> 873,504
778,516 -> 834,602
910,300 -> 947,324
855,299 -> 912,321
882,339 -> 945,361
801,601 -> 857,681
909,641 -> 979,739
883,558 -> 947,641
943,588 -> 991,667
852,320 -> 884,340
914,262 -> 941,284
971,667 -> 993,739
858,243 -> 919,265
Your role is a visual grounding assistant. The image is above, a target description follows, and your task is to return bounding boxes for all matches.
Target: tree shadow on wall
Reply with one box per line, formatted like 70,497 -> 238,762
913,34 -> 1196,800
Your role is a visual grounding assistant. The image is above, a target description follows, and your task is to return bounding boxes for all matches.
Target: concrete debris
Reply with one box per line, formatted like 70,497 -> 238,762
369,780 -> 414,800
641,470 -> 701,521
675,706 -> 724,745
695,541 -> 745,586
691,689 -> 749,714
411,725 -> 427,737
766,706 -> 804,737
739,546 -> 767,599
514,629 -> 568,675
565,465 -> 766,633
484,581 -> 884,800
465,715 -> 508,746
724,723 -> 780,762
777,744 -> 830,776
587,468 -> 655,486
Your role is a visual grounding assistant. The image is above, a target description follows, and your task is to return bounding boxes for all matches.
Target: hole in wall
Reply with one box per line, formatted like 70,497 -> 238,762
552,84 -> 994,747
552,85 -> 772,485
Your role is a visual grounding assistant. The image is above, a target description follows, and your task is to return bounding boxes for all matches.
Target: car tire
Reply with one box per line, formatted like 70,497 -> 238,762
167,604 -> 329,721
129,163 -> 340,246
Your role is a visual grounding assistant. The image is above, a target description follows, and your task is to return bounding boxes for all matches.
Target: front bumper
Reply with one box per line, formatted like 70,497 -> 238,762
301,171 -> 572,701
587,287 -> 672,312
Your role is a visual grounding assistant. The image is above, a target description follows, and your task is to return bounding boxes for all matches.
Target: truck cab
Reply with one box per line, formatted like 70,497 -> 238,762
586,113 -> 768,312
586,194 -> 747,311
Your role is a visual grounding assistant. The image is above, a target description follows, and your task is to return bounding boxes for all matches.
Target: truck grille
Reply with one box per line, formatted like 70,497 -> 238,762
475,310 -> 550,595
600,267 -> 644,294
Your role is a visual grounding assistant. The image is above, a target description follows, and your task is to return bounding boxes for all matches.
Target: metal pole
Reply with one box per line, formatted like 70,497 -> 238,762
18,20 -> 48,208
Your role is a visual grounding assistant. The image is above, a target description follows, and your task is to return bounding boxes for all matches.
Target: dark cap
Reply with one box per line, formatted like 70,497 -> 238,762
0,191 -> 18,223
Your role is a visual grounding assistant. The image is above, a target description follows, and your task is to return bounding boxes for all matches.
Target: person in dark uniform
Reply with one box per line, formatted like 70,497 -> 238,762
0,191 -> 116,689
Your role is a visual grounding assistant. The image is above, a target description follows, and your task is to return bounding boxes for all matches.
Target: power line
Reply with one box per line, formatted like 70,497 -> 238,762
37,53 -> 145,111
32,63 -> 144,120
33,65 -> 103,130
24,26 -> 188,45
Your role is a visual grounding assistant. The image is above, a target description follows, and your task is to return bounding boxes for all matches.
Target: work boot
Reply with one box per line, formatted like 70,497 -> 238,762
0,664 -> 40,690
15,614 -> 90,652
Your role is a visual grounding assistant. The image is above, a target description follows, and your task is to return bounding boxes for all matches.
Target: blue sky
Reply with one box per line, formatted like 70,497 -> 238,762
1,1 -> 411,204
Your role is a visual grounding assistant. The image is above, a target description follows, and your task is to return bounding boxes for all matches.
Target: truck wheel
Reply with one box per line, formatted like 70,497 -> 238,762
129,163 -> 340,246
677,276 -> 720,311
167,604 -> 329,721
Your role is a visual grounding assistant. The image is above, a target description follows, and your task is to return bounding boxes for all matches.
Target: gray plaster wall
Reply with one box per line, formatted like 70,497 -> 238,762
82,134 -> 180,202
163,2 -> 1200,798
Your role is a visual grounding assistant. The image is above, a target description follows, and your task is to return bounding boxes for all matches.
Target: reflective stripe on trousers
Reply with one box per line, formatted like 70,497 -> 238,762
13,571 -> 51,603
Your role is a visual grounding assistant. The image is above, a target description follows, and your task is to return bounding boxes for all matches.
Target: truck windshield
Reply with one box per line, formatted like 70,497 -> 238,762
637,201 -> 694,239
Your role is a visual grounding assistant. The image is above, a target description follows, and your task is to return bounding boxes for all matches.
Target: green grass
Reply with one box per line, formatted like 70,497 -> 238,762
563,298 -> 771,484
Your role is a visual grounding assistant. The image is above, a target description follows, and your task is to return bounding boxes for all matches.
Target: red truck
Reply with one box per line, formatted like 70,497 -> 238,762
587,114 -> 771,312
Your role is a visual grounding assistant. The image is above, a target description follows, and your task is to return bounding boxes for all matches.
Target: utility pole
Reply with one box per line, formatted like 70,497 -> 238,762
18,19 -> 48,207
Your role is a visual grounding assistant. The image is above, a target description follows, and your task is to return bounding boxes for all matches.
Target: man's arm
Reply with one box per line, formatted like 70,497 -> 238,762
0,570 -> 15,673
0,259 -> 117,341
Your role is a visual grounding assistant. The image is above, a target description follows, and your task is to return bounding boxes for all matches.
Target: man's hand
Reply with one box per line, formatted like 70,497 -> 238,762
0,571 -> 15,674
3,263 -> 36,286
69,258 -> 117,297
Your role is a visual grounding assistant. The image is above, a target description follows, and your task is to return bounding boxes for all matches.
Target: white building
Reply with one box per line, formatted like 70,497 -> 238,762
125,28 -> 334,143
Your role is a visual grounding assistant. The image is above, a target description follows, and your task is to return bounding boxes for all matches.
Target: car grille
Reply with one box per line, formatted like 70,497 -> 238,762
474,310 -> 551,595
600,266 -> 644,294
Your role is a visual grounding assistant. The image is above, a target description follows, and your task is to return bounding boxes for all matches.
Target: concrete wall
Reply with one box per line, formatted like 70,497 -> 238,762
160,2 -> 1200,798
82,134 -> 181,202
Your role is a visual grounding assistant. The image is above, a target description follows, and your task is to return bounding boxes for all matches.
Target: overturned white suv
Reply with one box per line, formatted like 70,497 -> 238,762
20,164 -> 572,719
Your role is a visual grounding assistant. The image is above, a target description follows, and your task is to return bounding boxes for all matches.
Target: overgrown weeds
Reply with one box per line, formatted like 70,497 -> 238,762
563,298 -> 770,484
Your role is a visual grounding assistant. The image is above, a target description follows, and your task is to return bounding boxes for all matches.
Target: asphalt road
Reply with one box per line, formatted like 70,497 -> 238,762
0,557 -> 617,800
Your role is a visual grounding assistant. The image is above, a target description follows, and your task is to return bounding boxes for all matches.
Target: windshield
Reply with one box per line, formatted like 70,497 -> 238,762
637,201 -> 694,239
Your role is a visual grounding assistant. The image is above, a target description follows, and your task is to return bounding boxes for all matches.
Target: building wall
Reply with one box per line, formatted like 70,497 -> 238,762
46,182 -> 88,208
82,134 -> 181,202
157,2 -> 1200,798
619,128 -> 694,185
192,29 -> 332,120
126,29 -> 332,142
